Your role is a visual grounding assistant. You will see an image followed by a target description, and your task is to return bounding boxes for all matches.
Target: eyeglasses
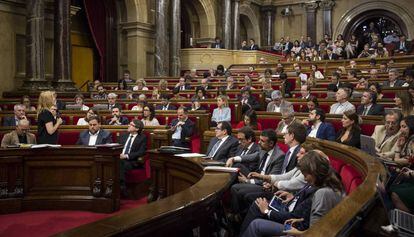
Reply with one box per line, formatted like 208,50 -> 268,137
215,127 -> 222,131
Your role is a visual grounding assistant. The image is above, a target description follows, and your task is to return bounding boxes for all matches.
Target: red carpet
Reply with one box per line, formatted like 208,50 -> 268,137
0,198 -> 147,237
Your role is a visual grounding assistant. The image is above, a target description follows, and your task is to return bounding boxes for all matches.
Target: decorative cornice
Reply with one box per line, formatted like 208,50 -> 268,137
120,21 -> 155,38
303,1 -> 318,12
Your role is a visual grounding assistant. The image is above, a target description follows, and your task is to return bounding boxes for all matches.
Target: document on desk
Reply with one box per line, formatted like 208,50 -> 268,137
31,144 -> 62,148
174,153 -> 207,158
204,166 -> 239,173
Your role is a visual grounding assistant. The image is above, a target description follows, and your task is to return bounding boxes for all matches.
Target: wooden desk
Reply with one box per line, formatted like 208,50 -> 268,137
0,146 -> 121,214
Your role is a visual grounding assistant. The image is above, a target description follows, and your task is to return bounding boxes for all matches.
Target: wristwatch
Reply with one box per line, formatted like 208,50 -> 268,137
264,209 -> 269,214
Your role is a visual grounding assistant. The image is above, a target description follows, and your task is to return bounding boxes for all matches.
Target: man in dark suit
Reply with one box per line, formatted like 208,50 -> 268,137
323,47 -> 338,60
394,35 -> 412,54
155,94 -> 177,110
206,121 -> 239,162
283,36 -> 293,55
107,93 -> 122,111
240,88 -> 261,114
169,107 -> 195,148
76,116 -> 113,146
3,104 -> 27,126
383,69 -> 405,87
229,129 -> 285,215
119,119 -> 147,197
226,126 -> 260,175
107,107 -> 129,125
304,108 -> 336,141
356,90 -> 384,116
249,39 -> 259,50
211,37 -> 224,49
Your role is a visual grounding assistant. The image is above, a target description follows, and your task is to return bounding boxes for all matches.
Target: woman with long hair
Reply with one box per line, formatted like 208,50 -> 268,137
311,64 -> 324,80
77,108 -> 98,126
236,109 -> 262,130
21,95 -> 36,111
369,82 -> 384,100
395,91 -> 414,117
141,104 -> 160,126
241,151 -> 344,236
37,91 -> 63,144
300,95 -> 319,113
393,115 -> 414,166
336,111 -> 361,148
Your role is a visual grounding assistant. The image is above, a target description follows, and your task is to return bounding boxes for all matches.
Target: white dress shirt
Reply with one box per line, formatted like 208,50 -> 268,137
122,134 -> 137,158
88,130 -> 100,146
308,122 -> 321,138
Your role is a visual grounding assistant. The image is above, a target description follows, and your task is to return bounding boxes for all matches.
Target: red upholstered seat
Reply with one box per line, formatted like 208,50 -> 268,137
258,118 -> 280,130
191,136 -> 201,153
319,104 -> 331,113
383,92 -> 396,99
125,168 -> 147,184
340,164 -> 362,194
349,177 -> 363,193
330,120 -> 342,133
278,143 -> 289,153
361,124 -> 375,136
57,130 -> 80,145
329,157 -> 345,173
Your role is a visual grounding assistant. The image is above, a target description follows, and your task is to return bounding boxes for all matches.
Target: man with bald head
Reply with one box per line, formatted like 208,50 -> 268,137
1,119 -> 36,147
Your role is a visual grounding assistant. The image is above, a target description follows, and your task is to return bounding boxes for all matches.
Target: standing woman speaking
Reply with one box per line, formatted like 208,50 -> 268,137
37,91 -> 63,144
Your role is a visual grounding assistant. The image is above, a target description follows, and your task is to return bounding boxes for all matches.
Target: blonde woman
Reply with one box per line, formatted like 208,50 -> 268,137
132,78 -> 149,91
211,95 -> 231,126
37,91 -> 63,144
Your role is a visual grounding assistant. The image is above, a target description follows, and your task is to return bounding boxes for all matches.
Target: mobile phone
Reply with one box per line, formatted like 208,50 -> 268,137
284,223 -> 291,231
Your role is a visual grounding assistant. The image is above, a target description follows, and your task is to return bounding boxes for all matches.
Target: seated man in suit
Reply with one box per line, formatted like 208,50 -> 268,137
394,35 -> 412,54
3,104 -> 27,126
249,39 -> 259,50
275,108 -> 301,135
266,90 -> 293,113
229,129 -> 285,216
323,47 -> 339,60
119,119 -> 147,197
107,107 -> 129,125
329,87 -> 355,115
155,94 -> 177,111
303,108 -> 336,141
174,77 -> 192,91
206,121 -> 239,162
76,116 -> 113,146
1,119 -> 36,148
356,90 -> 384,116
240,88 -> 261,114
371,110 -> 402,159
226,126 -> 260,175
383,69 -> 405,87
211,37 -> 224,49
169,106 -> 195,148
107,93 -> 121,111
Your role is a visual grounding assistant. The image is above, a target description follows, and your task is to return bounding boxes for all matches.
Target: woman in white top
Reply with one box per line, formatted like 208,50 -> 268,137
77,108 -> 98,125
141,104 -> 160,126
131,94 -> 147,111
75,94 -> 90,111
311,64 -> 324,80
132,78 -> 149,91
211,95 -> 231,126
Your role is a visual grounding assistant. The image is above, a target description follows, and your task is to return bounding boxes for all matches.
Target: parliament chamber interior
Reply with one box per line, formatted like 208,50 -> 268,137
1,0 -> 414,236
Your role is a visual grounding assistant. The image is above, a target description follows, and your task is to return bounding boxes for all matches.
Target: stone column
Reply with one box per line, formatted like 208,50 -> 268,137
223,0 -> 232,49
320,0 -> 335,37
261,6 -> 276,47
170,0 -> 181,76
52,0 -> 77,91
304,2 -> 318,44
155,0 -> 169,76
232,0 -> 240,50
22,0 -> 49,91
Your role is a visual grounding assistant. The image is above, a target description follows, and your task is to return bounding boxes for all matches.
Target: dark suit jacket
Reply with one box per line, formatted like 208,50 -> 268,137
241,145 -> 286,184
323,53 -> 339,60
395,41 -> 412,52
119,133 -> 147,161
108,103 -> 122,111
383,79 -> 405,87
234,143 -> 260,171
169,118 -> 195,146
336,129 -> 361,148
283,42 -> 293,53
211,42 -> 224,49
106,116 -> 129,125
155,104 -> 177,111
306,122 -> 336,141
356,104 -> 385,116
249,44 -> 259,50
76,129 -> 113,145
280,145 -> 301,174
3,116 -> 18,126
240,96 -> 261,114
206,136 -> 239,162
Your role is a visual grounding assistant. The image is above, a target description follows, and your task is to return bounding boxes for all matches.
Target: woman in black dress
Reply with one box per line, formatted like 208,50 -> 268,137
336,110 -> 361,148
37,91 -> 63,144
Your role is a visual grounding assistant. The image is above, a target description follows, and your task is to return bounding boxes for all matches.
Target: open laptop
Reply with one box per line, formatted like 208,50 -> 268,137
65,104 -> 82,110
384,107 -> 402,115
326,91 -> 336,99
92,104 -> 109,110
377,178 -> 414,236
360,135 -> 398,166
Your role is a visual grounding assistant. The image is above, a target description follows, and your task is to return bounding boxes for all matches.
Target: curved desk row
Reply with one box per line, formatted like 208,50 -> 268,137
55,137 -> 385,236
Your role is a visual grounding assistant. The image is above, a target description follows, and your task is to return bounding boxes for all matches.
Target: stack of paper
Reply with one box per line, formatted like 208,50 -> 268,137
204,166 -> 239,173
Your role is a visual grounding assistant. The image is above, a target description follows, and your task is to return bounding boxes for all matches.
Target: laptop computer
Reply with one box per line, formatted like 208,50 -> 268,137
92,104 -> 109,110
65,104 -> 82,110
384,107 -> 402,115
326,91 -> 336,99
360,135 -> 398,166
376,177 -> 414,236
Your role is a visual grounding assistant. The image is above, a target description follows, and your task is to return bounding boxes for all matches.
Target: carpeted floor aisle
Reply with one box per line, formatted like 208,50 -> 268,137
0,198 -> 147,237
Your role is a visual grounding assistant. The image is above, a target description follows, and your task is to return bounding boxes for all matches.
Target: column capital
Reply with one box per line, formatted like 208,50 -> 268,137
303,1 -> 318,12
319,0 -> 335,10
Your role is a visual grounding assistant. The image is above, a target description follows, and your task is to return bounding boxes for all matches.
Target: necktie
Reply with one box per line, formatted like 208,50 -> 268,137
208,139 -> 222,157
282,150 -> 291,173
163,106 -> 167,111
123,135 -> 134,155
241,148 -> 248,156
258,152 -> 269,172
363,106 -> 368,116
181,86 -> 185,91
